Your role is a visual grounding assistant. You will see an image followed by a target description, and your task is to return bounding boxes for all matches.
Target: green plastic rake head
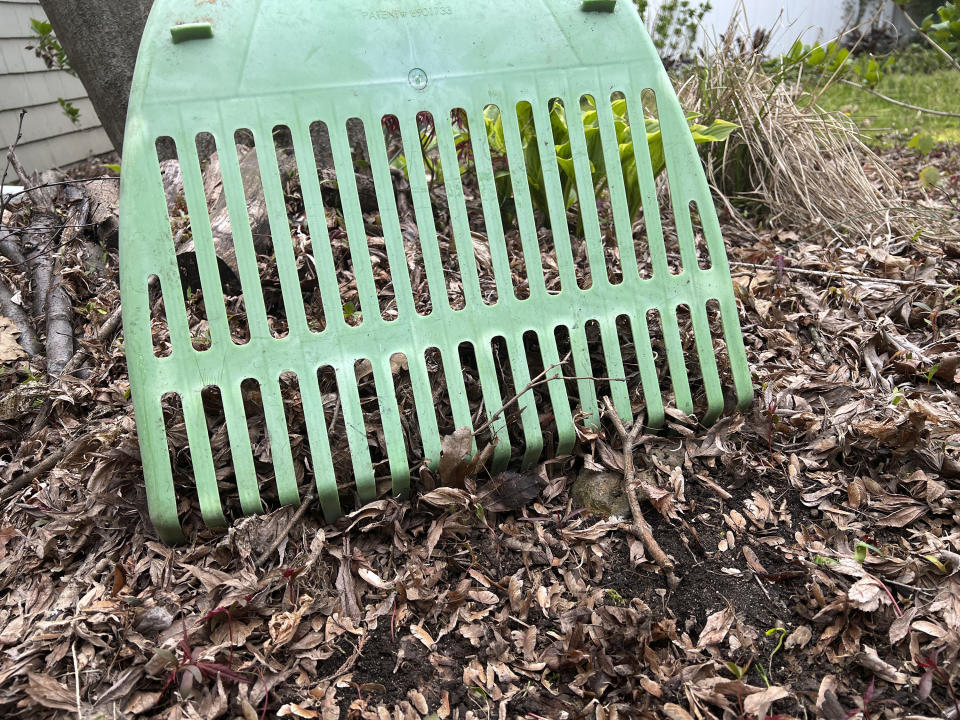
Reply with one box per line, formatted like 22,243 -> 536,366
120,0 -> 752,543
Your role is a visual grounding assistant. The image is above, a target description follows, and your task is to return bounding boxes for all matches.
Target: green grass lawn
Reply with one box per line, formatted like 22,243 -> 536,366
815,53 -> 960,146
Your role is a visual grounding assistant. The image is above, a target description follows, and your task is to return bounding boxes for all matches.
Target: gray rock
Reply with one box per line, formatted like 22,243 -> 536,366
571,470 -> 630,518
134,605 -> 174,634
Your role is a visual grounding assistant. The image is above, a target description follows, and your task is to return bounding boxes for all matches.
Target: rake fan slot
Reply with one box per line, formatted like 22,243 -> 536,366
269,125 -> 329,333
232,129 -> 290,338
689,200 -> 713,271
155,137 -> 212,352
194,131 -> 252,345
148,274 -> 171,358
379,115 -> 435,317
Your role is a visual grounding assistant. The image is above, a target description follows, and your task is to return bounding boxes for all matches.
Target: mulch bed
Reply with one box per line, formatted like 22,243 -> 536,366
0,137 -> 958,720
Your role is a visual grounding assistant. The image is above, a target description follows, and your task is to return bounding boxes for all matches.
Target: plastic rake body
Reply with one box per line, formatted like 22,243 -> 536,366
119,0 -> 752,542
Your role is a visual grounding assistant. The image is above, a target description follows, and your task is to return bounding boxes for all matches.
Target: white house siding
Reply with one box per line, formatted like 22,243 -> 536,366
645,0 -> 911,56
0,0 -> 113,175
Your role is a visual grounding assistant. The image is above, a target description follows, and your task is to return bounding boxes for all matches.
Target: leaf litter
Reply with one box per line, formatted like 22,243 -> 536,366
0,137 -> 958,719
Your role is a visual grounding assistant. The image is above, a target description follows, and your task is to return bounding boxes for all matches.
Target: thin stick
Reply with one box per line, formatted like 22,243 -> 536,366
473,370 -> 626,438
71,641 -> 81,720
2,176 -> 119,205
839,79 -> 960,119
0,275 -> 41,357
729,261 -> 954,290
897,6 -> 960,74
0,110 -> 27,221
602,396 -> 678,589
255,495 -> 315,567
472,357 -> 564,438
6,149 -> 44,207
0,229 -> 25,265
27,304 -> 124,437
0,431 -> 94,502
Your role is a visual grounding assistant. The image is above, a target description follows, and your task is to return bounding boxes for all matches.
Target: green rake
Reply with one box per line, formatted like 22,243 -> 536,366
120,0 -> 752,543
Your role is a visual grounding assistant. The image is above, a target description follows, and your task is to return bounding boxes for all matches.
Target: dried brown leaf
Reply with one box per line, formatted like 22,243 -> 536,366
743,686 -> 789,719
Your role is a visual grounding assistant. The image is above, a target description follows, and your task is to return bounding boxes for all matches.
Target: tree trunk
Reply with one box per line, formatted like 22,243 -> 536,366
38,0 -> 154,153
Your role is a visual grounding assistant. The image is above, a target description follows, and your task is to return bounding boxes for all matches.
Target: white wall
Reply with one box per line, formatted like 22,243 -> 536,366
646,0 -> 907,56
0,0 -> 113,175
703,0 -> 853,53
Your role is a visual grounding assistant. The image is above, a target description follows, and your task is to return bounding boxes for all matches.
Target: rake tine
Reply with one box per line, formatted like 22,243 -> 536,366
214,118 -> 271,339
371,358 -> 411,499
299,371 -> 342,521
398,113 -> 450,311
408,351 -> 443,470
327,116 -> 382,323
136,392 -> 184,543
561,91 -> 608,287
251,119 -> 309,336
176,127 -> 231,347
335,363 -> 377,504
597,315 -> 633,423
259,378 -> 300,507
465,105 -> 514,302
595,92 -> 639,278
529,98 -> 578,292
538,329 -> 576,457
690,302 -> 725,425
630,311 -> 665,429
289,120 -> 350,327
181,390 -> 227,528
363,114 -> 417,319
435,109 -> 483,308
568,323 -> 601,429
441,343 -> 476,452
660,305 -> 694,416
219,382 -> 264,515
499,100 -> 547,299
472,339 -> 511,473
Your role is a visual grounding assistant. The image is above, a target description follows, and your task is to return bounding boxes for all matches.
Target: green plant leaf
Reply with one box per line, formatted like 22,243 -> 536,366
920,166 -> 942,188
924,554 -> 949,573
908,133 -> 935,156
725,661 -> 745,679
690,119 -> 739,143
30,18 -> 52,35
807,45 -> 827,66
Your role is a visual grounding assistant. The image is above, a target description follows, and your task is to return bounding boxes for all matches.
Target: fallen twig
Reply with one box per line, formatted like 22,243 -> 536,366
0,110 -> 26,222
602,396 -> 678,589
0,275 -> 41,357
7,149 -> 75,376
27,304 -> 124,437
0,229 -> 25,265
730,261 -> 954,290
898,7 -> 960,75
839,79 -> 960,119
0,431 -> 95,502
472,357 -> 565,439
471,353 -> 626,440
255,495 -> 316,567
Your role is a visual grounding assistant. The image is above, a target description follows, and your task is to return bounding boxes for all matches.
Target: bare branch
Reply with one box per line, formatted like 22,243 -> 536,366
839,79 -> 960,119
602,396 -> 678,589
0,275 -> 41,357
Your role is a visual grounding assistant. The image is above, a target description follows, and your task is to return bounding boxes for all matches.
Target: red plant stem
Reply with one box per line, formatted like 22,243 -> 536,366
390,597 -> 397,644
867,573 -> 903,617
259,670 -> 269,720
